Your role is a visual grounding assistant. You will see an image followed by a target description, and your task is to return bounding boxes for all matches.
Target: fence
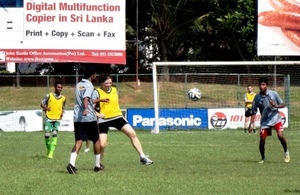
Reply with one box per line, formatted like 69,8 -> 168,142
0,72 -> 299,129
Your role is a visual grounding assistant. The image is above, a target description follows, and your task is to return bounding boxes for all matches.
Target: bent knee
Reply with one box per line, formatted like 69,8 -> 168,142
100,142 -> 107,149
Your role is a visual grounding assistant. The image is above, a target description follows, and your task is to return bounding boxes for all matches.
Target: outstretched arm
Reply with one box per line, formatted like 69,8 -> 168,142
93,98 -> 110,104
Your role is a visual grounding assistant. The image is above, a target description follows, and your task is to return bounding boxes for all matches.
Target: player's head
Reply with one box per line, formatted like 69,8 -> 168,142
83,65 -> 97,80
258,77 -> 268,93
99,73 -> 113,91
247,85 -> 253,93
54,81 -> 63,94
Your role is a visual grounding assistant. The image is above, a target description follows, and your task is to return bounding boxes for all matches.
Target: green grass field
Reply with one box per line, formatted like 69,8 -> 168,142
0,83 -> 300,194
0,130 -> 299,195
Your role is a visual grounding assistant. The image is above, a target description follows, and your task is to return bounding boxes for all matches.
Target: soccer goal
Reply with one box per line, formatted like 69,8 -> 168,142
152,61 -> 300,134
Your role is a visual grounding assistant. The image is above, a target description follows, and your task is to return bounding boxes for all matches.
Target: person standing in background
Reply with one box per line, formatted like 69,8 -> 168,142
244,85 -> 256,133
40,81 -> 66,159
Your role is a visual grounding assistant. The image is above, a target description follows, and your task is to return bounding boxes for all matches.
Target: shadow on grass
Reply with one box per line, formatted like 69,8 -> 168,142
29,154 -> 47,159
284,189 -> 300,193
229,159 -> 283,164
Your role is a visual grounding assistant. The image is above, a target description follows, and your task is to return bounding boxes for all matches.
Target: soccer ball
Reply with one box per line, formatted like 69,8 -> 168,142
188,88 -> 201,101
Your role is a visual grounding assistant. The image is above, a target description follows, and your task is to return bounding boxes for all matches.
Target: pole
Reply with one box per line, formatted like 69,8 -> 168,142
75,63 -> 79,84
135,0 -> 139,89
274,56 -> 277,90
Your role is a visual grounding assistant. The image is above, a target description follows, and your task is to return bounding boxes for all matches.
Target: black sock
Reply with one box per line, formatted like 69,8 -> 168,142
279,138 -> 288,152
259,143 -> 265,159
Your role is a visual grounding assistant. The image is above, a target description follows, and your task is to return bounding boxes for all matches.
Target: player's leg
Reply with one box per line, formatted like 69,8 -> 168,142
244,116 -> 249,133
84,140 -> 90,152
118,118 -> 153,165
86,121 -> 103,172
244,109 -> 249,133
98,122 -> 110,165
274,122 -> 290,162
48,121 -> 60,159
259,128 -> 270,163
99,133 -> 107,162
44,121 -> 52,157
67,122 -> 85,174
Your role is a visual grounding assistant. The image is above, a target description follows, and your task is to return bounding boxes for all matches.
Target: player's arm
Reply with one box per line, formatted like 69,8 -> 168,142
93,98 -> 110,103
244,94 -> 253,104
61,99 -> 66,118
91,89 -> 109,104
82,97 -> 89,116
269,93 -> 285,108
40,94 -> 50,111
244,93 -> 248,104
95,111 -> 105,118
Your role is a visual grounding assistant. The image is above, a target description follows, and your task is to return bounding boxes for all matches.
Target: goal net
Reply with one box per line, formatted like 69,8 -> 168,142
152,61 -> 300,134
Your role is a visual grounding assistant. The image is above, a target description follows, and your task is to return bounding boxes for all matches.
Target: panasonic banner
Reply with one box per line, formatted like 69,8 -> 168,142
127,108 -> 208,130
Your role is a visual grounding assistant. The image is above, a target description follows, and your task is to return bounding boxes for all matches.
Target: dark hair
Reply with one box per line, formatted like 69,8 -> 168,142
83,65 -> 97,79
99,73 -> 112,83
54,81 -> 63,87
259,77 -> 268,85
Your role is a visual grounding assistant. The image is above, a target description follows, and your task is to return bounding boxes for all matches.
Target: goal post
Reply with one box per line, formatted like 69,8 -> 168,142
152,61 -> 300,134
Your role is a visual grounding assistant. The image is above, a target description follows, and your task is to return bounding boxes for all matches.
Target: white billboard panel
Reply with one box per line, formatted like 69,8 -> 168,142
208,108 -> 288,130
257,1 -> 300,56
0,0 -> 126,64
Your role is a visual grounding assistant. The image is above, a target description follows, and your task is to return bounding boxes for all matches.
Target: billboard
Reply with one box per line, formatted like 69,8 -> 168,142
0,0 -> 126,64
127,108 -> 208,130
257,0 -> 300,55
208,108 -> 288,129
0,110 -> 43,132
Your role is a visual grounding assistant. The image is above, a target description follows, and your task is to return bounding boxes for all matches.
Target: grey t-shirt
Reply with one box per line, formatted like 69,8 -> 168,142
73,79 -> 97,122
251,89 -> 283,128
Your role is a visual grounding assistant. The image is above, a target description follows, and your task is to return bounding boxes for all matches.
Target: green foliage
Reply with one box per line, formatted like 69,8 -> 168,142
0,130 -> 299,195
0,70 -> 13,75
126,0 -> 300,62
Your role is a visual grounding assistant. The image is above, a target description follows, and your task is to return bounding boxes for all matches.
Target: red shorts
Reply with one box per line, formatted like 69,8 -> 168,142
260,122 -> 284,137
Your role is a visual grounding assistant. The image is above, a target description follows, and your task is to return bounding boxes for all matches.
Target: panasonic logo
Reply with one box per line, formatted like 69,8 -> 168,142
133,115 -> 202,126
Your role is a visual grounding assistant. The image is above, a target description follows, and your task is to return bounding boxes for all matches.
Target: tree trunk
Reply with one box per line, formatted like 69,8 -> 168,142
159,40 -> 170,81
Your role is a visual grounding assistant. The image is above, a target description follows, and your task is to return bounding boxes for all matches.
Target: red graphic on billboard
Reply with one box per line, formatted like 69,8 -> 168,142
210,112 -> 227,129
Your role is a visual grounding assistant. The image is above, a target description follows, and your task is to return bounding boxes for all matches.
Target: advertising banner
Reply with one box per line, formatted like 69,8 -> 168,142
59,110 -> 74,131
127,108 -> 208,130
0,0 -> 126,64
208,108 -> 288,130
257,0 -> 300,55
0,110 -> 43,132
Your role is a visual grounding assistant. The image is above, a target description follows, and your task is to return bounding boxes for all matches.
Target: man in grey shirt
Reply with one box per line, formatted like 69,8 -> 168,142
248,77 -> 290,163
67,65 -> 103,174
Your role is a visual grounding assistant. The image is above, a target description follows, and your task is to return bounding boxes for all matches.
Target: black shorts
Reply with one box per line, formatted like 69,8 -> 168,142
74,121 -> 99,142
98,117 -> 128,134
245,108 -> 252,117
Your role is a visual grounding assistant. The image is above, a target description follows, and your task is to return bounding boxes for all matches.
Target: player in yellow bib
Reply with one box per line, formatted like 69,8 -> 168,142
40,81 -> 66,159
244,85 -> 256,133
93,73 -> 153,166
